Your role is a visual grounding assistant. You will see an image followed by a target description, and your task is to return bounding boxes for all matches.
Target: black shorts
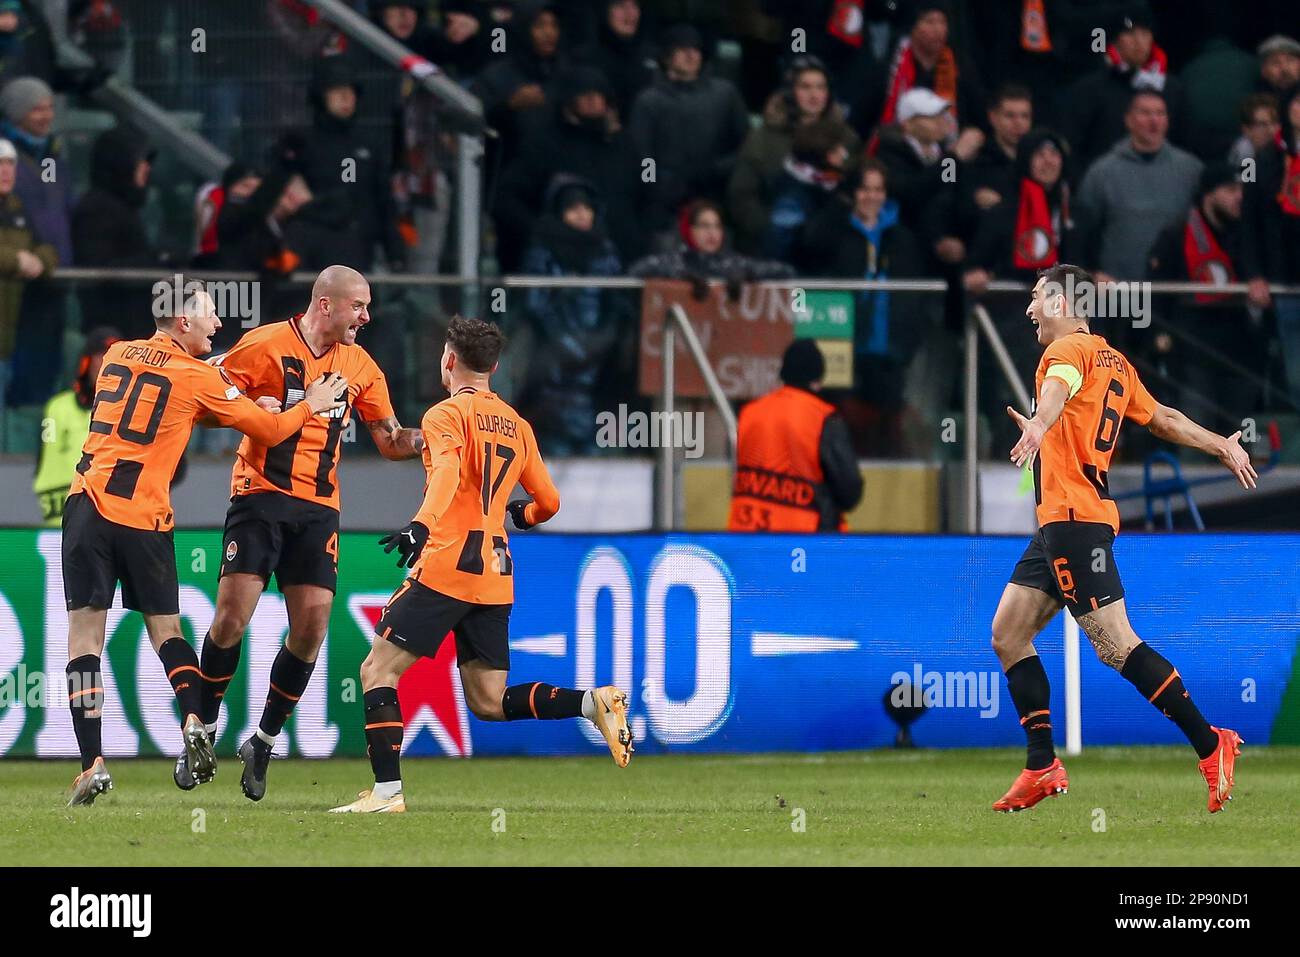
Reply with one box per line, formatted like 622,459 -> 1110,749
377,578 -> 512,671
61,493 -> 179,614
1010,520 -> 1125,618
219,492 -> 340,592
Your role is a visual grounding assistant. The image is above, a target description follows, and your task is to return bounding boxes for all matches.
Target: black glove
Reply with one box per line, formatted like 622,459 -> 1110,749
507,500 -> 535,530
724,272 -> 744,302
685,271 -> 710,302
378,521 -> 429,568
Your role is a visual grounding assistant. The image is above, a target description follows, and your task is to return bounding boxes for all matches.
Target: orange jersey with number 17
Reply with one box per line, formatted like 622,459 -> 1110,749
1033,332 -> 1157,532
409,388 -> 559,605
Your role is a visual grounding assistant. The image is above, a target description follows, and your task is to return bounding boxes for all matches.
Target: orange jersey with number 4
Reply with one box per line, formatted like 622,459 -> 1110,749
69,333 -> 315,531
214,318 -> 394,510
1033,332 -> 1157,532
410,388 -> 559,605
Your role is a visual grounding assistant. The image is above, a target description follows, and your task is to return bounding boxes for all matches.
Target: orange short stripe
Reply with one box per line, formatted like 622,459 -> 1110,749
201,671 -> 235,682
364,721 -> 404,731
68,687 -> 103,701
1019,709 -> 1050,725
1148,669 -> 1179,704
269,682 -> 302,703
528,682 -> 540,719
167,664 -> 200,681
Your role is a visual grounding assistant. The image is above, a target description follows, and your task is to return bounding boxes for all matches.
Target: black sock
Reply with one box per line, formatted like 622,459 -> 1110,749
501,682 -> 587,721
1005,655 -> 1056,770
1120,642 -> 1218,759
259,646 -> 315,738
157,637 -> 202,721
199,633 -> 241,728
363,687 -> 403,784
66,655 -> 103,772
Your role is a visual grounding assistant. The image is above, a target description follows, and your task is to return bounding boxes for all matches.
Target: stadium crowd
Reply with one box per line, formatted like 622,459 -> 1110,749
0,0 -> 1298,459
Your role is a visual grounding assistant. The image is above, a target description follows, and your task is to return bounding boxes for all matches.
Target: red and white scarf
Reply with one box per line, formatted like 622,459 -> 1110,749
1105,42 -> 1168,91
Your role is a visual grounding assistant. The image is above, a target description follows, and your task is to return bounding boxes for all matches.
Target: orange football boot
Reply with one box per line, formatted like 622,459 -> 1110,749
993,757 -> 1069,812
1197,727 -> 1243,813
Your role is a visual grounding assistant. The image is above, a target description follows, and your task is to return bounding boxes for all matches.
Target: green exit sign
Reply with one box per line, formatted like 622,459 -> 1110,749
794,290 -> 854,339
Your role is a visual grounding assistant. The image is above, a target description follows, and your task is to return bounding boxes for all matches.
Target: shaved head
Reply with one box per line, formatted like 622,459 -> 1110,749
312,265 -> 367,302
302,265 -> 372,348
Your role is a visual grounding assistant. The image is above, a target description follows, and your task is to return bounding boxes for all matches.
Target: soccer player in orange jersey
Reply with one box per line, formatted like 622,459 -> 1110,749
991,264 -> 1258,814
330,317 -> 632,814
179,266 -> 424,801
62,292 -> 346,806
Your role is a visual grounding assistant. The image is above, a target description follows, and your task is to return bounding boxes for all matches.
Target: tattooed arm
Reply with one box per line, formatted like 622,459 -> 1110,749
366,416 -> 425,461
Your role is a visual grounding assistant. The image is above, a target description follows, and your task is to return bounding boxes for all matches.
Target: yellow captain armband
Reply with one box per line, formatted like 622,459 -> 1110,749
1044,363 -> 1083,398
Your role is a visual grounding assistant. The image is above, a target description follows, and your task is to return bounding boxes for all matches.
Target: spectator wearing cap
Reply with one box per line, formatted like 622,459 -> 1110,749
72,125 -> 167,340
856,1 -> 984,145
576,0 -> 657,118
0,136 -> 55,415
1074,89 -> 1202,282
874,87 -> 982,257
628,198 -> 794,297
33,326 -> 118,527
727,338 -> 863,532
0,76 -> 70,408
494,64 -> 643,271
761,116 -> 853,266
800,158 -> 929,456
727,55 -> 860,255
1174,31 -> 1258,162
1147,162 -> 1260,430
1061,2 -> 1185,173
1241,86 -> 1300,411
627,23 -> 750,240
1228,92 -> 1281,168
1256,34 -> 1300,106
290,57 -> 405,272
518,176 -> 629,456
761,0 -> 909,104
429,2 -> 495,80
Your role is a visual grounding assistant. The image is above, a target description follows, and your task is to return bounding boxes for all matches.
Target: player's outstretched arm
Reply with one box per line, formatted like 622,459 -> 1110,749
1146,403 -> 1258,490
366,417 -> 425,460
1007,377 -> 1069,469
512,442 -> 560,529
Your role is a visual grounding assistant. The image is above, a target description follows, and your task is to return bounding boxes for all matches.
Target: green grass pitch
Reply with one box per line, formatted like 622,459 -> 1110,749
3,748 -> 1298,866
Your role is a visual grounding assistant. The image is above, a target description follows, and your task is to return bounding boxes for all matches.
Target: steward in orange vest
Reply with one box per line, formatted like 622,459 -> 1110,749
728,339 -> 863,531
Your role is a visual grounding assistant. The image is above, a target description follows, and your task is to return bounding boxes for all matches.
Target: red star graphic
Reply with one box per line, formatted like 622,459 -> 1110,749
348,594 -> 472,757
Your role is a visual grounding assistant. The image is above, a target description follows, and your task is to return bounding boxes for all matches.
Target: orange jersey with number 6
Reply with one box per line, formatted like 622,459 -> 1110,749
1033,332 -> 1157,532
69,332 -> 315,531
213,317 -> 394,510
410,388 -> 559,605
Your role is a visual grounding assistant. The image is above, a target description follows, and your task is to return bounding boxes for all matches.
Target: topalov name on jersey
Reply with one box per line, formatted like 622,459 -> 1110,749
595,405 -> 704,459
49,887 -> 151,938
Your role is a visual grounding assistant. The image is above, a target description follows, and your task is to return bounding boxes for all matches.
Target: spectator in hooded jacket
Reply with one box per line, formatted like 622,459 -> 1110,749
576,0 -> 657,119
627,23 -> 750,241
0,136 -> 55,413
494,64 -> 642,271
473,0 -> 568,162
518,177 -> 629,455
71,125 -> 164,341
290,56 -> 406,272
0,76 -> 71,407
727,55 -> 860,255
629,198 -> 794,298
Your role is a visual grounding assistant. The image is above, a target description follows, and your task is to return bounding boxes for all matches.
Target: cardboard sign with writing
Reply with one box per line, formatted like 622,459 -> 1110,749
639,280 -> 799,400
